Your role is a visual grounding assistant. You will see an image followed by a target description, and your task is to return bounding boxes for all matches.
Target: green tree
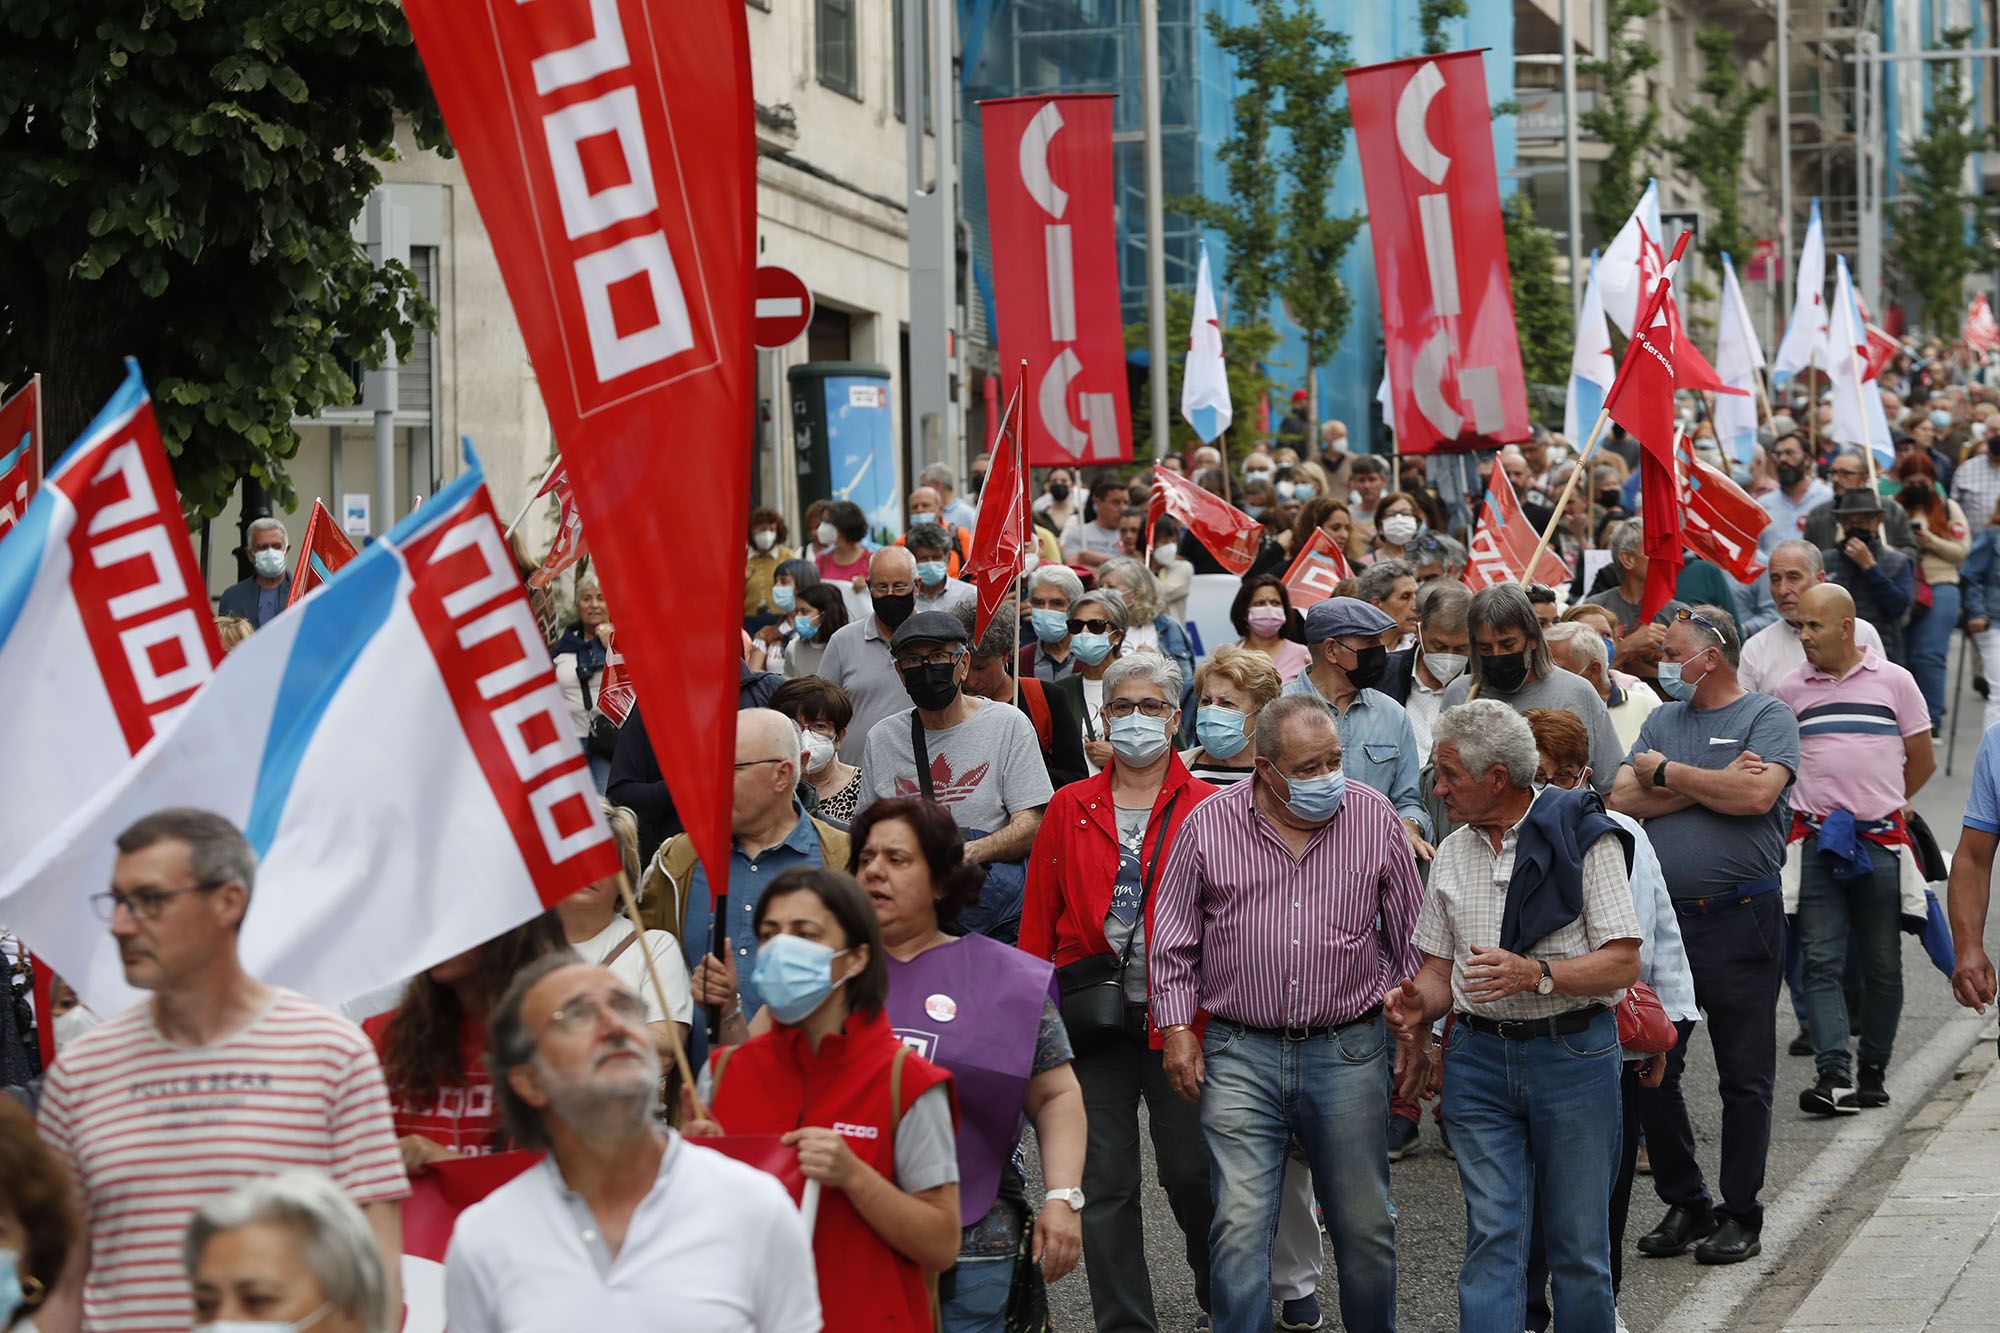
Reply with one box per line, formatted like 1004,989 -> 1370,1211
1503,195 -> 1573,408
1125,292 -> 1280,465
1419,0 -> 1469,55
0,1 -> 446,521
1892,28 -> 1994,334
1579,0 -> 1662,238
1668,27 -> 1770,267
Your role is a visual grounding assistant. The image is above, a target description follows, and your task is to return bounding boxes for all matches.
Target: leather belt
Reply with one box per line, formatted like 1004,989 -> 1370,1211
1225,1004 -> 1383,1042
1673,873 -> 1782,916
1458,1003 -> 1608,1041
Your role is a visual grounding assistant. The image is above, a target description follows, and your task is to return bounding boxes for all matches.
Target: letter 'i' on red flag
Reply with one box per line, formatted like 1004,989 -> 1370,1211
401,0 -> 757,897
1604,230 -> 1693,623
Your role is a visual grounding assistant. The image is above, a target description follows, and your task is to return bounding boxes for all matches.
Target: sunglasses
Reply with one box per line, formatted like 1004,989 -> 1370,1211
1067,618 -> 1114,635
1674,606 -> 1725,646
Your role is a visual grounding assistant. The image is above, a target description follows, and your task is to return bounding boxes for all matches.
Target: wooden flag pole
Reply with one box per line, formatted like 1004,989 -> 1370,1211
1753,365 -> 1776,427
504,455 -> 563,540
615,874 -> 709,1124
1517,405 -> 1616,587
1848,346 -> 1880,484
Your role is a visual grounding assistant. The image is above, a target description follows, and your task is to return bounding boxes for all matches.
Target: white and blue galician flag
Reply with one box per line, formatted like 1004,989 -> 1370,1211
1180,240 -> 1233,443
0,440 -> 621,1018
1828,254 -> 1894,468
1598,178 -> 1663,336
1772,198 -> 1828,389
1565,252 -> 1616,448
1713,252 -> 1767,469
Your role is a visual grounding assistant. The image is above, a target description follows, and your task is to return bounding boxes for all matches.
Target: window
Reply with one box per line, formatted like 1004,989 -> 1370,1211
892,0 -> 932,130
816,0 -> 858,99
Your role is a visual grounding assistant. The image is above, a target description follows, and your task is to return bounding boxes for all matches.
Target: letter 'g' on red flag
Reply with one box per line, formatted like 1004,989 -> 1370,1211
402,1 -> 756,891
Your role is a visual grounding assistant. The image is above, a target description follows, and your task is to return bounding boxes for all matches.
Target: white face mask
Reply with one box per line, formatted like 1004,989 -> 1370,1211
815,521 -> 839,547
1381,514 -> 1419,545
752,530 -> 776,551
800,731 -> 836,775
53,1005 -> 100,1049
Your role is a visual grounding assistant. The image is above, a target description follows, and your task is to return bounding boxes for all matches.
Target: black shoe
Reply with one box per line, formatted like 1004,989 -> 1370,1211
1695,1217 -> 1761,1265
1800,1076 -> 1860,1116
1386,1113 -> 1420,1161
1636,1203 -> 1718,1257
1856,1064 -> 1891,1107
1976,674 -> 1990,699
1788,1029 -> 1814,1057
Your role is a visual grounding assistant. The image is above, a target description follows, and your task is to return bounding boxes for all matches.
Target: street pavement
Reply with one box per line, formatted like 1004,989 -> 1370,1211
1030,656 -> 2000,1332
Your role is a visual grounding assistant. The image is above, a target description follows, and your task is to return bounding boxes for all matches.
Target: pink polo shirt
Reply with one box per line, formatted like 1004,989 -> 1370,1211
1772,646 -> 1930,821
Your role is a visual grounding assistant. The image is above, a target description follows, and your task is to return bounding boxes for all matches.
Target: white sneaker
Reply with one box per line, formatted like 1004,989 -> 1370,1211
1616,1313 -> 1631,1333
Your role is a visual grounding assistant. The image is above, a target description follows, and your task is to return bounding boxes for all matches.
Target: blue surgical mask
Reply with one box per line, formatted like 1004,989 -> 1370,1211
252,549 -> 286,579
1196,706 -> 1250,759
1071,631 -> 1113,666
794,615 -> 819,642
1656,651 -> 1711,702
1931,409 -> 1953,430
751,934 -> 852,1025
1278,769 -> 1346,822
1292,483 -> 1317,501
0,1249 -> 20,1329
1246,504 -> 1267,520
1246,468 -> 1274,485
772,584 -> 796,612
1108,712 -> 1171,765
915,560 -> 948,588
1031,608 -> 1071,644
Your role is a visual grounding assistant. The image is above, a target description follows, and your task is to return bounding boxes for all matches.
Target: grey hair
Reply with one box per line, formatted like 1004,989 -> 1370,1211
905,521 -> 952,557
1095,557 -> 1161,622
960,597 -> 1018,662
1770,538 -> 1823,577
116,809 -> 257,903
919,463 -> 956,494
1433,699 -> 1540,789
1073,585 -> 1130,631
1409,531 -> 1467,575
1608,518 -> 1645,567
183,1170 -> 389,1333
1027,565 -> 1084,606
1417,581 -> 1471,633
1464,584 -> 1554,693
1254,694 -> 1340,766
1103,649 -> 1183,703
1350,455 -> 1390,478
488,950 -> 586,1152
1542,620 -> 1608,675
1355,558 -> 1414,605
1682,602 -> 1742,667
247,516 -> 289,547
574,573 -> 601,596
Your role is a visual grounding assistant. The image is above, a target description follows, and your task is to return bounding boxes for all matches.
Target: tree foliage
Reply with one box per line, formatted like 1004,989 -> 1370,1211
0,0 -> 448,521
1578,0 -> 1661,239
1503,195 -> 1572,407
1668,27 -> 1770,268
1892,28 -> 1994,335
1125,292 -> 1279,464
1419,0 -> 1469,56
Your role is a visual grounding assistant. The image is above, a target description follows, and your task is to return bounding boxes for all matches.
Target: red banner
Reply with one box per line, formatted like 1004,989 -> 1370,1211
0,376 -> 41,542
402,0 -> 756,893
1605,234 -> 1694,623
1281,529 -> 1354,611
595,631 -> 635,727
1346,52 -> 1530,455
1967,296 -> 2000,352
1465,468 -> 1570,590
1678,437 -> 1771,584
527,465 -> 588,592
1147,467 -> 1262,575
285,500 -> 360,606
979,94 -> 1131,466
965,381 -> 1026,643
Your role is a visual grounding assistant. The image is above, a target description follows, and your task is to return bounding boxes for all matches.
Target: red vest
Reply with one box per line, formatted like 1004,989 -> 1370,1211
709,1009 -> 955,1333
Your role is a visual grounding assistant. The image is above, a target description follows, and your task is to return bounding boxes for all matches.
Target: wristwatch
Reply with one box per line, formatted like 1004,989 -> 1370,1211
1046,1187 -> 1086,1212
1536,960 -> 1556,996
1652,760 -> 1671,789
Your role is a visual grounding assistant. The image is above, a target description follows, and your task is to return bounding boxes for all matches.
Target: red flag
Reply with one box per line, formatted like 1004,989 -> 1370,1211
0,376 -> 41,542
1345,51 -> 1531,454
1147,467 -> 1263,574
979,95 -> 1131,465
527,468 -> 588,592
1281,528 -> 1354,611
29,949 -> 54,1072
595,632 -> 636,726
1465,467 -> 1570,590
284,500 -> 361,606
401,0 -> 757,895
1967,296 -> 2000,352
965,382 -> 1026,643
1605,231 -> 1694,623
1677,437 -> 1771,584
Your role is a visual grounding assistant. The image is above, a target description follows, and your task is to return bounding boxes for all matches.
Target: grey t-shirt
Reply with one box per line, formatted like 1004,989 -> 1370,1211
1104,804 -> 1152,1003
1585,587 -> 1688,631
857,699 -> 1056,834
1442,666 -> 1621,795
1626,691 -> 1800,900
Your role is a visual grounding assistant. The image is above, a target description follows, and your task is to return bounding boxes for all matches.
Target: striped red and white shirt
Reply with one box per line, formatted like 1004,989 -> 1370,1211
1149,776 -> 1425,1030
37,989 -> 409,1332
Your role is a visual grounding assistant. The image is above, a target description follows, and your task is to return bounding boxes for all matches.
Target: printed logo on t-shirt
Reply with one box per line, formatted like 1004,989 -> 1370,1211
894,755 -> 992,807
832,1120 -> 881,1140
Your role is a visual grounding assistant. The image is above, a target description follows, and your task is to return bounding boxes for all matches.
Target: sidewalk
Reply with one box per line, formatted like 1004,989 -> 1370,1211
1783,1053 -> 2000,1331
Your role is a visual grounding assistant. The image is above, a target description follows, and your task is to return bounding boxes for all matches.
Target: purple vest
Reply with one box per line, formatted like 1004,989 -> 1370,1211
886,934 -> 1056,1226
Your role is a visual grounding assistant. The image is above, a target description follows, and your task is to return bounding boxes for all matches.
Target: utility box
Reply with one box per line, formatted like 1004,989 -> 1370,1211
788,362 -> 899,544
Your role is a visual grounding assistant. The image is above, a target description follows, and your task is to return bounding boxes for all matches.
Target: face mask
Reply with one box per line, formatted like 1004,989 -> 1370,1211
872,591 -> 916,629
1274,481 -> 1297,501
1048,482 -> 1072,502
1275,768 -> 1346,823
0,1249 -> 20,1329
1343,643 -> 1389,690
1246,606 -> 1288,637
1842,526 -> 1878,549
1381,514 -> 1419,545
1245,504 -> 1267,520
901,660 -> 961,710
1071,632 -> 1113,666
772,584 -> 797,612
196,1308 -> 331,1333
1246,468 -> 1274,485
816,521 -> 839,547
1151,543 -> 1175,567
1596,488 -> 1623,510
1602,634 -> 1618,664
915,560 -> 948,588
794,615 -> 819,642
1196,706 -> 1250,759
1481,649 -> 1530,693
753,530 -> 777,551
751,934 -> 852,1025
1031,608 -> 1070,644
1656,650 -> 1711,702
1931,410 -> 1953,429
1291,483 -> 1317,501
252,549 -> 286,579
1987,436 -> 2000,458
1730,463 -> 1753,486
801,731 -> 836,774
1109,712 -> 1172,765
1423,649 -> 1467,686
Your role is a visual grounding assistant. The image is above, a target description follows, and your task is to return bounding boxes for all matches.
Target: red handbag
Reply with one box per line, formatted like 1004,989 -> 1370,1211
1615,979 -> 1677,1054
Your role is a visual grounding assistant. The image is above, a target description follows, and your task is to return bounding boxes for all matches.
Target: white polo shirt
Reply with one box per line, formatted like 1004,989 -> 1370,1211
1738,615 -> 1884,696
446,1132 -> 820,1333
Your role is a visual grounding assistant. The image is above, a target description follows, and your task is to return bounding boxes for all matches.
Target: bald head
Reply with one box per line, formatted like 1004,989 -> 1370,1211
870,544 -> 916,583
734,708 -> 803,831
907,486 -> 942,521
1796,583 -> 1859,673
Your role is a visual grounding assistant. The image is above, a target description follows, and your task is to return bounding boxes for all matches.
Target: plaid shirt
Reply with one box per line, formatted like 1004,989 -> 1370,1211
1953,454 -> 2000,532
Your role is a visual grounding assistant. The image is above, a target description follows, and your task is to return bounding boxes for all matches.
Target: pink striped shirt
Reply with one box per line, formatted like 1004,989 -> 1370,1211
1149,777 -> 1425,1030
37,990 -> 409,1333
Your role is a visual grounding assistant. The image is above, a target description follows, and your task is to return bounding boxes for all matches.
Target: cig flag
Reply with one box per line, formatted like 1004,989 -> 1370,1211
964,380 -> 1026,643
1466,465 -> 1570,591
1565,253 -> 1615,448
1713,253 -> 1766,468
1181,241 -> 1232,443
1772,198 -> 1828,387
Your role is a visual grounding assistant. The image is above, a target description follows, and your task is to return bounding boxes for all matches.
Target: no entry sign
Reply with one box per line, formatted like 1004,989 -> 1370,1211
753,265 -> 814,349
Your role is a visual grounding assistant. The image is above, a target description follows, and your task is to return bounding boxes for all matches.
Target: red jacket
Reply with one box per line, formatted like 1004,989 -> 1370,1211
1019,755 -> 1218,1045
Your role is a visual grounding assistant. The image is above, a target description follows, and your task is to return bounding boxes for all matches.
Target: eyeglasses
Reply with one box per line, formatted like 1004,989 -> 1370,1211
1674,606 -> 1725,647
540,991 -> 648,1037
798,720 -> 839,739
895,649 -> 963,670
869,582 -> 916,596
735,757 -> 792,771
1066,618 -> 1114,635
1103,698 -> 1176,719
91,883 -> 220,921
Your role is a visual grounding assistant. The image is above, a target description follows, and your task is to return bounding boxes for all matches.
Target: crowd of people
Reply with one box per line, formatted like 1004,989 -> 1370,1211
9,345 -> 2000,1333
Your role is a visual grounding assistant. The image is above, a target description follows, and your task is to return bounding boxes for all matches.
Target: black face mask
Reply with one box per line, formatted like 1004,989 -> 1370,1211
1842,526 -> 1879,549
872,592 -> 916,630
1596,488 -> 1623,510
1988,437 -> 2000,458
1344,643 -> 1389,690
1776,462 -> 1808,488
1048,482 -> 1072,502
902,662 -> 960,711
1899,484 -> 1933,509
1481,650 -> 1530,693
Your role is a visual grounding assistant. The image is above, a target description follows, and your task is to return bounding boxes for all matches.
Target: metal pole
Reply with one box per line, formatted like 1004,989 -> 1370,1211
905,0 -> 955,472
1778,0 -> 1794,320
1561,0 -> 1584,314
363,194 -> 408,540
1859,31 -> 1883,313
1141,0 -> 1169,461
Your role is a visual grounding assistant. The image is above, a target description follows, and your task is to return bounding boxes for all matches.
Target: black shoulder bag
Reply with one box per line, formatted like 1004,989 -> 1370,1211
1055,791 -> 1180,1047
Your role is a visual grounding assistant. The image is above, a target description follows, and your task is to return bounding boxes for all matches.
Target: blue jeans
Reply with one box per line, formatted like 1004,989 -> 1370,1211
940,1258 -> 1013,1333
1798,838 -> 1905,1081
1200,1017 -> 1397,1333
1905,581 -> 1958,726
1442,1010 -> 1622,1333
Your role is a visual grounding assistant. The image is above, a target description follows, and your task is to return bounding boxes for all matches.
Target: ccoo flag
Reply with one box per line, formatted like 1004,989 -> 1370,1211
1181,241 -> 1232,443
0,376 -> 42,542
0,444 -> 621,1018
1565,252 -> 1615,447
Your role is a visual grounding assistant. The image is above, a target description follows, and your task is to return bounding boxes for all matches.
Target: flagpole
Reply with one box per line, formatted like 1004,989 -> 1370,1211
1753,366 -> 1775,427
504,455 -> 563,540
1849,342 -> 1879,484
615,875 -> 709,1124
1519,405 -> 1615,587
1015,360 -> 1031,711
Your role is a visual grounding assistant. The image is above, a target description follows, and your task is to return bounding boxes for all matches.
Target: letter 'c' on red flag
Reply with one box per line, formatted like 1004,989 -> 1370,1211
402,0 -> 757,895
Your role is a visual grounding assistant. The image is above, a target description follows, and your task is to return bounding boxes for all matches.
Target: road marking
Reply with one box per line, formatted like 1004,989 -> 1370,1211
756,297 -> 804,319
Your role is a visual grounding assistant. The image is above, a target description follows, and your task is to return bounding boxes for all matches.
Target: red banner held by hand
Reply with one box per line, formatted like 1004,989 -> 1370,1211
285,500 -> 360,606
527,467 -> 587,592
1466,468 -> 1570,591
965,381 -> 1026,643
1280,529 -> 1354,612
595,632 -> 635,727
1147,467 -> 1262,575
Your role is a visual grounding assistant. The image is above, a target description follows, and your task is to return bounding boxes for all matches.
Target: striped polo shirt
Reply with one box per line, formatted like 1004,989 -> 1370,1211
1772,646 -> 1931,822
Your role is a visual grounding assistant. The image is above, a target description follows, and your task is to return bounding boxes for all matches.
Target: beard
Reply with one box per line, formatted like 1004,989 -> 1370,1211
538,1041 -> 662,1138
